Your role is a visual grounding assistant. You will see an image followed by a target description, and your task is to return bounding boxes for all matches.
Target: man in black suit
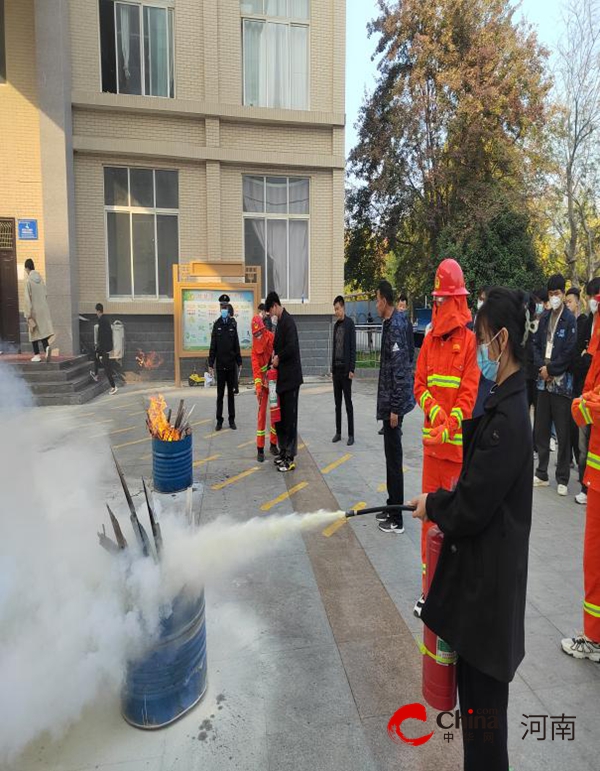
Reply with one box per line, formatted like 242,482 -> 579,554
331,295 -> 356,445
208,293 -> 242,430
265,291 -> 303,472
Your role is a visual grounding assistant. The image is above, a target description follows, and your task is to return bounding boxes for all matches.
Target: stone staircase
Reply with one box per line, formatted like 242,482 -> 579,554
5,355 -> 110,406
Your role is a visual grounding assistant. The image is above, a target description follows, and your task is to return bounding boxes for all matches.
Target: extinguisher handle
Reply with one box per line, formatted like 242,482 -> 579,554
345,504 -> 417,518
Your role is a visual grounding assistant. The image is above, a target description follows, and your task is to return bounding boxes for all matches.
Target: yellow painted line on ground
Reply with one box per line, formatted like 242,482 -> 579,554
322,501 -> 366,538
194,453 -> 221,467
211,466 -> 260,490
113,436 -> 151,450
261,482 -> 308,512
321,453 -> 352,475
192,418 -> 212,427
128,410 -> 148,417
90,425 -> 137,440
237,439 -> 256,449
140,453 -> 151,461
205,428 -> 231,439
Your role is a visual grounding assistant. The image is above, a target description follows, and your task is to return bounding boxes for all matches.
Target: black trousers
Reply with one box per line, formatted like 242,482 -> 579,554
216,368 -> 236,423
333,371 -> 354,436
383,417 -> 404,527
94,351 -> 115,388
277,388 -> 299,460
579,424 -> 591,492
526,379 -> 538,452
32,337 -> 50,355
534,390 -> 572,485
457,658 -> 509,771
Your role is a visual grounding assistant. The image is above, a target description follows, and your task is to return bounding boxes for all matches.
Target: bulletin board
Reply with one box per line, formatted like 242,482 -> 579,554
173,265 -> 259,387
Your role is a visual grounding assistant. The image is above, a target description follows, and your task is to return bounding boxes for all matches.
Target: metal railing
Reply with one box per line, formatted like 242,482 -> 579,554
355,324 -> 382,368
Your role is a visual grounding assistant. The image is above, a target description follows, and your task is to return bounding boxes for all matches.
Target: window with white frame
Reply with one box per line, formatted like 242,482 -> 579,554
99,0 -> 175,97
104,167 -> 179,299
241,0 -> 309,110
243,175 -> 309,301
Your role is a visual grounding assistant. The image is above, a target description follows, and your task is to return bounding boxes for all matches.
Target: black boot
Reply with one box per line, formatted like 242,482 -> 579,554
257,447 -> 265,462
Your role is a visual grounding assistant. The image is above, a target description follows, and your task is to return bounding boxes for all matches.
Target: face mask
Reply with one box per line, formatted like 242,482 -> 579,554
271,315 -> 278,327
477,299 -> 484,311
435,297 -> 445,305
535,302 -> 544,316
477,330 -> 503,382
549,295 -> 562,311
590,299 -> 598,315
220,308 -> 229,320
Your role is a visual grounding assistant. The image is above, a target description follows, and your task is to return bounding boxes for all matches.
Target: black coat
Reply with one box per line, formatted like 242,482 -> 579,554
571,313 -> 592,397
421,369 -> 533,683
208,317 -> 242,371
331,316 -> 356,375
274,309 -> 303,393
97,315 -> 113,354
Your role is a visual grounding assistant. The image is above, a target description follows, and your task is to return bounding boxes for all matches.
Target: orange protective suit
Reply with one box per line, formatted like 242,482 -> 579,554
251,316 -> 278,449
414,289 -> 480,590
572,354 -> 600,642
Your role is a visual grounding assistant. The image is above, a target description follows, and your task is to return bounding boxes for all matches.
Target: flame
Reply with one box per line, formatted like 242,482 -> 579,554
147,394 -> 182,441
136,349 -> 164,370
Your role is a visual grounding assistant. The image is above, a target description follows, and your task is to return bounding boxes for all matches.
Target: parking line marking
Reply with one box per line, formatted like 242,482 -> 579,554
113,436 -> 151,449
194,454 -> 221,467
237,439 -> 255,449
191,418 -> 212,427
205,428 -> 231,439
321,453 -> 352,475
140,453 -> 151,460
261,482 -> 308,512
322,502 -> 365,537
377,469 -> 409,492
212,466 -> 260,490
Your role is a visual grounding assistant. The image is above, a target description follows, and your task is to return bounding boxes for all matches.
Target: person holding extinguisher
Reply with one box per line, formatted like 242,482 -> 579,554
250,314 -> 279,462
411,287 -> 536,771
413,258 -> 480,617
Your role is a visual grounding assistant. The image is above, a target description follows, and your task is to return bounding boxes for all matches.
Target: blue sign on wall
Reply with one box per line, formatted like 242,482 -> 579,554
18,219 -> 38,240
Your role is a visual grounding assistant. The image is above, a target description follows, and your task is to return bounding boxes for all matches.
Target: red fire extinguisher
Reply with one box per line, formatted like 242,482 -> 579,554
267,368 -> 281,423
421,526 -> 457,711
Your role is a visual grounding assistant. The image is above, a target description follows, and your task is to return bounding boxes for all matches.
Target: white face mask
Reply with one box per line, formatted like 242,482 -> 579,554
590,299 -> 598,315
549,295 -> 563,311
271,315 -> 278,326
477,299 -> 484,311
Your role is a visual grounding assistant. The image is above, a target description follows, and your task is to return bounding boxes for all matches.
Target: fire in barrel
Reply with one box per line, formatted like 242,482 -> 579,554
147,395 -> 194,493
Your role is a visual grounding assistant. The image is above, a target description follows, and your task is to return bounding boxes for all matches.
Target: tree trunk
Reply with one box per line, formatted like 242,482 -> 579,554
566,164 -> 579,283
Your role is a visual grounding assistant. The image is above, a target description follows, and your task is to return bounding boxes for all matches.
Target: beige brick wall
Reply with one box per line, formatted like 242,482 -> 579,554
220,121 -> 332,155
0,0 -> 45,311
73,109 -> 206,145
74,154 -> 207,312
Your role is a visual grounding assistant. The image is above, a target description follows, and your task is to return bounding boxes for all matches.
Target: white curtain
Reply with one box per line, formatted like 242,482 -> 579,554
289,220 -> 308,299
267,220 -> 288,297
144,6 -> 169,97
267,22 -> 289,108
119,3 -> 131,79
266,177 -> 287,213
245,219 -> 267,295
290,25 -> 308,109
243,176 -> 265,212
244,20 -> 267,106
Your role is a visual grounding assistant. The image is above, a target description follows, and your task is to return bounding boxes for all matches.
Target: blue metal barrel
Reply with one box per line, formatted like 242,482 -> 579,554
122,591 -> 207,729
152,434 -> 193,493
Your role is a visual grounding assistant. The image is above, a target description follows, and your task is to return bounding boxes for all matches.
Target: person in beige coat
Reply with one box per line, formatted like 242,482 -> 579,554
23,258 -> 54,362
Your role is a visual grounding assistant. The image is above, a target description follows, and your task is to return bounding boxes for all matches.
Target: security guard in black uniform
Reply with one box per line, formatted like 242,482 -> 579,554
208,293 -> 242,430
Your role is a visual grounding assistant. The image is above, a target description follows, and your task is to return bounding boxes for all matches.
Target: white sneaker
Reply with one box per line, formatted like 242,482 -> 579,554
550,438 -> 557,452
109,387 -> 118,395
561,635 -> 600,662
30,355 -> 41,362
557,484 -> 568,497
575,492 -> 588,506
533,476 -> 549,487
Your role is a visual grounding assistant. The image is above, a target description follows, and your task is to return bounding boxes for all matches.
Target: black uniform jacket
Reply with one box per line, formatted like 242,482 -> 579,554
421,369 -> 533,683
208,317 -> 242,370
274,309 -> 303,394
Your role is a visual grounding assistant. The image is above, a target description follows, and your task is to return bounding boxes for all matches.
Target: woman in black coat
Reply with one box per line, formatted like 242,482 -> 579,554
411,287 -> 536,771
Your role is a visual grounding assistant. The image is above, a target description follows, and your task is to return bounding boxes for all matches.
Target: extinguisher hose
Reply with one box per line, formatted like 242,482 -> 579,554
345,504 -> 416,518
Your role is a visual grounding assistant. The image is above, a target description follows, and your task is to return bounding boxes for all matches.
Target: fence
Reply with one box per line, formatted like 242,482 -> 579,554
355,324 -> 382,368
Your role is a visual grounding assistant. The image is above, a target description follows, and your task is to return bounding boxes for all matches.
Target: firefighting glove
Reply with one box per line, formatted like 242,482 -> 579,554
423,423 -> 450,446
428,403 -> 447,428
447,414 -> 461,439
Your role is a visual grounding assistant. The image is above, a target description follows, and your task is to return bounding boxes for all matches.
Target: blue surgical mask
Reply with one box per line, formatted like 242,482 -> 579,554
477,330 -> 503,382
221,308 -> 229,320
535,302 -> 544,316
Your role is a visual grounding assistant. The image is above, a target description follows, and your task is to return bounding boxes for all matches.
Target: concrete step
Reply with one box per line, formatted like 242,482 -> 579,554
27,371 -> 99,396
18,360 -> 93,383
12,355 -> 89,372
34,379 -> 111,407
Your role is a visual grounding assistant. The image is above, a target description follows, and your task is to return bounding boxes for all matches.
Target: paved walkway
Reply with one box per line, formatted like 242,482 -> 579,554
11,378 -> 600,771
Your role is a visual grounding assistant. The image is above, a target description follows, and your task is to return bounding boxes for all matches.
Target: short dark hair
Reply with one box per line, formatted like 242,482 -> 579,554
474,287 -> 536,366
333,295 -> 345,307
533,287 -> 548,303
258,303 -> 266,311
376,280 -> 394,306
24,258 -> 35,271
566,287 -> 581,299
587,277 -> 600,297
397,293 -> 408,303
95,303 -> 104,313
265,291 -> 281,312
228,303 -> 234,316
478,286 -> 490,299
548,273 -> 566,292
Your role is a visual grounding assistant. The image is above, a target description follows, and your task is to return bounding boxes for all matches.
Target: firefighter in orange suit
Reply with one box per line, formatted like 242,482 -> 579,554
413,259 -> 480,617
566,328 -> 600,661
251,314 -> 279,462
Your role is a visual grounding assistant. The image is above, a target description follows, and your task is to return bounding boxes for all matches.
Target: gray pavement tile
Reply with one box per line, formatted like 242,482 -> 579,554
525,569 -> 583,616
266,719 -> 379,771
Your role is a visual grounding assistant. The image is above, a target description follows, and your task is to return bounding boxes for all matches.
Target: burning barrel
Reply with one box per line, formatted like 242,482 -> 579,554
122,590 -> 208,728
147,396 -> 194,493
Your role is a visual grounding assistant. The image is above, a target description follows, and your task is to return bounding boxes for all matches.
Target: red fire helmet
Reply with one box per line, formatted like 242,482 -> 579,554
432,258 -> 469,297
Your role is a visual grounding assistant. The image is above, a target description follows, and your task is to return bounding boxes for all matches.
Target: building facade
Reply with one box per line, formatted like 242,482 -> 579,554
0,0 -> 345,376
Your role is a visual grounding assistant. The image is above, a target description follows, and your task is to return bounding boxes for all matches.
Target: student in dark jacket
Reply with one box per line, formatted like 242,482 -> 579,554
90,303 -> 117,394
411,288 -> 535,771
533,274 -> 577,495
331,295 -> 356,446
208,293 -> 242,430
266,291 -> 303,472
566,287 -> 588,467
525,289 -> 547,452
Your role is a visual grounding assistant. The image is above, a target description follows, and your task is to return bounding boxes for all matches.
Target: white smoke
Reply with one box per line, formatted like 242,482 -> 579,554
0,362 -> 340,763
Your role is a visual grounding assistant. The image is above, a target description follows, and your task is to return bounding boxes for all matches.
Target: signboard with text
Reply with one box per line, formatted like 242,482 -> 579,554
18,220 -> 38,240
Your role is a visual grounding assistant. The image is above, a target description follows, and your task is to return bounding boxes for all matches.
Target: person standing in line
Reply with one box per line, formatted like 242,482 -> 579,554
23,258 -> 54,363
375,280 -> 415,534
90,303 -> 117,394
258,302 -> 273,332
331,295 -> 356,446
471,286 -> 494,419
397,292 -> 415,365
525,289 -> 546,454
251,314 -> 278,462
265,291 -> 303,472
413,259 -> 479,615
566,286 -> 588,470
208,293 -> 242,431
533,274 -> 577,496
